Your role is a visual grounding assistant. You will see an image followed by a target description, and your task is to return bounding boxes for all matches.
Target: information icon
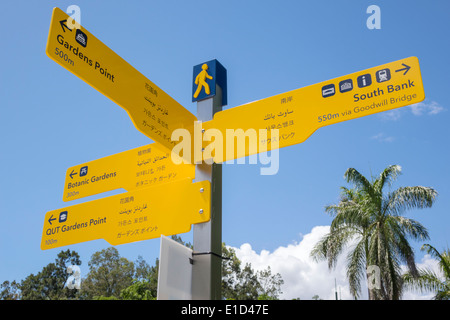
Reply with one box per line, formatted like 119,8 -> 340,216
357,74 -> 372,88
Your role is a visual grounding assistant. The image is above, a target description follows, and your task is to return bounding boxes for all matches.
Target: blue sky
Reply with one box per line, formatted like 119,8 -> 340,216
1,0 -> 449,299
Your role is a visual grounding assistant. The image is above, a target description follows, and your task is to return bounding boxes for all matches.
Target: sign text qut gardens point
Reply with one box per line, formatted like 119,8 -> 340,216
41,179 -> 210,249
43,7 -> 204,250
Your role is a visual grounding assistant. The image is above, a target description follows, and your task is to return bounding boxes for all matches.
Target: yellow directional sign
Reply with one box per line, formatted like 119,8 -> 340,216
201,56 -> 425,163
46,7 -> 197,150
63,143 -> 194,202
41,179 -> 210,250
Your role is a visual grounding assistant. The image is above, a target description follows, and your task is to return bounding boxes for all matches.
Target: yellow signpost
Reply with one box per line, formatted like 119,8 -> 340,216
41,179 -> 210,250
202,56 -> 425,163
63,142 -> 194,202
46,7 -> 197,151
42,8 -> 428,301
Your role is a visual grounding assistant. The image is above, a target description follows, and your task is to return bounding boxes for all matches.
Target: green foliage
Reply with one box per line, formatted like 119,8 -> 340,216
222,244 -> 284,300
93,295 -> 119,300
311,165 -> 438,300
80,247 -> 135,299
79,249 -> 158,300
134,255 -> 159,298
403,244 -> 450,300
257,266 -> 284,298
257,294 -> 277,300
2,237 -> 282,300
120,280 -> 156,300
20,249 -> 81,300
170,234 -> 193,249
0,280 -> 20,300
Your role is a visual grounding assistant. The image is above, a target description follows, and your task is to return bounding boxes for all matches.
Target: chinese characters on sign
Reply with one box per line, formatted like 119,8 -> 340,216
42,179 -> 211,250
63,143 -> 194,202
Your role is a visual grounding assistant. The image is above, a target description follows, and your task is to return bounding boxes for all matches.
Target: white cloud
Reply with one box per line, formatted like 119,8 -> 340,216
378,100 -> 444,121
379,109 -> 403,121
409,100 -> 445,116
230,226 -> 440,300
371,132 -> 395,143
232,226 -> 355,300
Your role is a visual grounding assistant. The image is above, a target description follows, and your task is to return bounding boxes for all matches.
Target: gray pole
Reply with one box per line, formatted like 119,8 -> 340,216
191,84 -> 223,300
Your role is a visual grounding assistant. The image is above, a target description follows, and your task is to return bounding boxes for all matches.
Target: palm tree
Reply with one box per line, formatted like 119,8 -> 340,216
403,244 -> 450,300
310,165 -> 437,299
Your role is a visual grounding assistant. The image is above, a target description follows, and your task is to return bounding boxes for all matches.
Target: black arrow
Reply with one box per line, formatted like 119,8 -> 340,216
69,170 -> 78,179
48,215 -> 56,225
395,63 -> 411,75
60,19 -> 72,33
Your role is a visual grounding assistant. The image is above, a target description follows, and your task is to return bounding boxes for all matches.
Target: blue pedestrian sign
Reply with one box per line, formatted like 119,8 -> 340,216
192,59 -> 227,105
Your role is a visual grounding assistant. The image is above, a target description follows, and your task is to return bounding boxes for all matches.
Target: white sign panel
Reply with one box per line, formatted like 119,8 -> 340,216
157,236 -> 193,300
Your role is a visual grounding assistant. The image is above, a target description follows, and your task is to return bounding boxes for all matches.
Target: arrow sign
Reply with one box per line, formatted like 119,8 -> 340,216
395,63 -> 411,75
41,179 -> 211,250
59,19 -> 72,32
63,142 -> 194,202
200,57 -> 425,163
48,215 -> 56,225
69,170 -> 77,179
46,7 -> 197,151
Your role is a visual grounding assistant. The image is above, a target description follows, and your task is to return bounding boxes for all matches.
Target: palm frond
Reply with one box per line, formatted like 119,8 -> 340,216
346,239 -> 367,299
310,227 -> 360,270
344,168 -> 374,196
385,186 -> 438,216
421,244 -> 450,278
382,240 -> 403,299
390,216 -> 429,242
386,217 -> 420,278
374,165 -> 402,193
403,267 -> 445,295
311,165 -> 438,300
329,204 -> 368,232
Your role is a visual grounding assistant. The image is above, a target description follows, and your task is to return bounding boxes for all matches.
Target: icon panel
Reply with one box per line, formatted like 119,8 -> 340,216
59,211 -> 68,223
339,79 -> 353,93
376,68 -> 391,82
357,74 -> 372,88
322,84 -> 335,98
80,166 -> 88,177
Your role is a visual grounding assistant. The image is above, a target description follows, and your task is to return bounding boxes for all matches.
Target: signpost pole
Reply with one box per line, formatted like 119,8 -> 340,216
191,84 -> 223,300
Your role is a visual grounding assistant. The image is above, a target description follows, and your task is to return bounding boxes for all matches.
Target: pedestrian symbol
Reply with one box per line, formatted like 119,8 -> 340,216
192,60 -> 227,105
193,64 -> 213,98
